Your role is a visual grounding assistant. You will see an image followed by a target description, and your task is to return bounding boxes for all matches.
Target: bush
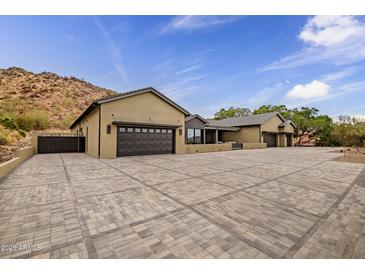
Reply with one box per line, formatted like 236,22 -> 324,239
60,113 -> 78,129
0,130 -> 9,145
18,129 -> 26,137
16,110 -> 50,131
0,115 -> 18,130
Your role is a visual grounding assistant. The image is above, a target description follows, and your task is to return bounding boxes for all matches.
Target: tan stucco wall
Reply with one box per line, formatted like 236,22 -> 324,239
99,92 -> 186,158
185,143 -> 232,153
278,133 -> 286,147
284,124 -> 295,133
243,143 -> 267,149
71,108 -> 100,158
0,146 -> 34,178
261,115 -> 283,133
223,126 -> 260,143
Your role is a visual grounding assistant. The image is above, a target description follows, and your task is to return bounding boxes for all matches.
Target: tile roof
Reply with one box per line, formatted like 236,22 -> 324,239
185,114 -> 208,124
207,112 -> 281,127
279,120 -> 296,128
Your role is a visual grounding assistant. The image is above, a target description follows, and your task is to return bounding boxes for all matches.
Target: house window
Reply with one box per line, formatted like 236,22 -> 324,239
186,129 -> 202,144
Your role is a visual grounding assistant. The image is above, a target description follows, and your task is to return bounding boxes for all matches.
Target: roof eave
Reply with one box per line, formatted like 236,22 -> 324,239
69,102 -> 98,129
97,87 -> 190,116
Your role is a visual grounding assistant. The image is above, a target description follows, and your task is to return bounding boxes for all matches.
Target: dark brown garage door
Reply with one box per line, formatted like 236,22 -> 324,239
263,133 -> 277,147
117,126 -> 174,156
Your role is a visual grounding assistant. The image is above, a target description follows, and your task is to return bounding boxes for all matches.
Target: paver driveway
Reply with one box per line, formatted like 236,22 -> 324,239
1,147 -> 365,259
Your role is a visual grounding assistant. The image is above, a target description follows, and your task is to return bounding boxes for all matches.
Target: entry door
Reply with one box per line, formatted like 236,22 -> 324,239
286,134 -> 292,147
263,133 -> 277,147
117,127 -> 174,156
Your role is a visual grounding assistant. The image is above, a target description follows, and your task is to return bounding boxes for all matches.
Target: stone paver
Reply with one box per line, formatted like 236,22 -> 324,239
77,188 -> 183,238
155,178 -> 233,205
193,191 -> 318,258
245,181 -> 338,216
71,176 -> 144,198
92,209 -> 269,259
294,184 -> 365,258
128,170 -> 191,186
0,147 -> 364,258
201,171 -> 266,190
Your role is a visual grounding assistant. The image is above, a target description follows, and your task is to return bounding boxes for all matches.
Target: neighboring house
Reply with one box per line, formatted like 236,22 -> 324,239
185,112 -> 295,147
69,87 -> 189,158
70,87 -> 295,158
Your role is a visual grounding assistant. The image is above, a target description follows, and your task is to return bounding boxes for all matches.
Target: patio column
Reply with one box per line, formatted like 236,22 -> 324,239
215,129 -> 218,144
203,128 -> 206,144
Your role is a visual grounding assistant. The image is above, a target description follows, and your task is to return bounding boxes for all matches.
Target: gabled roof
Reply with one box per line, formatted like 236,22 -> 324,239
185,114 -> 208,124
69,87 -> 190,129
279,120 -> 296,128
206,112 -> 283,128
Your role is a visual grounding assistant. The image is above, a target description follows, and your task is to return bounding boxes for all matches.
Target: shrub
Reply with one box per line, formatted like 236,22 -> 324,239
0,129 -> 9,145
0,115 -> 18,130
16,110 -> 50,131
60,113 -> 78,129
18,129 -> 26,137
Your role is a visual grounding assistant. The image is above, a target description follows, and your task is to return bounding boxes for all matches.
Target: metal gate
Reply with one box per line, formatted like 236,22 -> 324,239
263,133 -> 277,147
37,135 -> 85,154
117,126 -> 174,156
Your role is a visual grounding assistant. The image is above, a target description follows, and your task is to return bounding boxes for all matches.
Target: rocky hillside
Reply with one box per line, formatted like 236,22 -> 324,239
0,67 -> 116,128
0,67 -> 117,163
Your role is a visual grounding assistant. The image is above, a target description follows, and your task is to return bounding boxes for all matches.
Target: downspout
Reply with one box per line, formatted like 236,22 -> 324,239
98,105 -> 101,158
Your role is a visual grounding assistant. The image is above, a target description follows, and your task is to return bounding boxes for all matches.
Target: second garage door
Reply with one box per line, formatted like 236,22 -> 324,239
117,126 -> 174,156
263,133 -> 277,147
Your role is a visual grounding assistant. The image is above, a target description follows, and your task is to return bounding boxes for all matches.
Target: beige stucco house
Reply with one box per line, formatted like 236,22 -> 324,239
70,87 -> 295,158
185,112 -> 295,148
69,87 -> 189,158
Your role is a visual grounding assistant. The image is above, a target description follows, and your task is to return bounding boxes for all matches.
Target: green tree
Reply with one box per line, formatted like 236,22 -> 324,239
252,105 -> 290,119
214,107 -> 251,120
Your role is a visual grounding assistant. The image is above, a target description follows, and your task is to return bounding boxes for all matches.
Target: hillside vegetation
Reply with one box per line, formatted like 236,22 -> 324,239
0,67 -> 116,162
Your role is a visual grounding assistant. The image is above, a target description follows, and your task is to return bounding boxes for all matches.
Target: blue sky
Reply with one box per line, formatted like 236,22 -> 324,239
0,15 -> 364,119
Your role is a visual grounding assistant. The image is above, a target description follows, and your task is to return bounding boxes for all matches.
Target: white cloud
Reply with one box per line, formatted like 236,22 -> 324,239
287,80 -> 330,100
262,16 -> 365,71
244,82 -> 286,108
175,64 -> 201,76
299,16 -> 363,47
321,67 -> 357,82
160,16 -> 242,34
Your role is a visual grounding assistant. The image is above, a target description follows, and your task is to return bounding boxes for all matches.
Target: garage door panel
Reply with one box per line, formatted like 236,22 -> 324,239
263,133 -> 277,147
117,126 -> 174,157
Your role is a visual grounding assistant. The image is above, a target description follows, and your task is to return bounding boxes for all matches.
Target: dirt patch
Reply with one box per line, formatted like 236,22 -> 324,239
333,147 -> 365,165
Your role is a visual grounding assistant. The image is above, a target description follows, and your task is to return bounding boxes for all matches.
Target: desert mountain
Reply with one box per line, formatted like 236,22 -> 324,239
0,67 -> 117,128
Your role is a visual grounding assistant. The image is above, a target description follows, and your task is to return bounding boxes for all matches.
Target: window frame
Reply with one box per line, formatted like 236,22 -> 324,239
186,128 -> 202,144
